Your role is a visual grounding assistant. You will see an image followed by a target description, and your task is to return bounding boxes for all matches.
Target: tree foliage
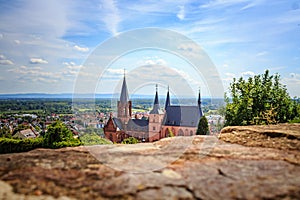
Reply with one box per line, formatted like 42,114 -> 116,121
225,70 -> 299,126
121,137 -> 139,144
0,137 -> 44,154
0,126 -> 11,138
196,116 -> 209,135
43,121 -> 81,148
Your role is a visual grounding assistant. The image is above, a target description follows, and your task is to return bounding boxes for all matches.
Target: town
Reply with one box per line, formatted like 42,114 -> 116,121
0,96 -> 225,142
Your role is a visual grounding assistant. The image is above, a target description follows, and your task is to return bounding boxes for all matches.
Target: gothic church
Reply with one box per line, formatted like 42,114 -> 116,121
104,75 -> 203,143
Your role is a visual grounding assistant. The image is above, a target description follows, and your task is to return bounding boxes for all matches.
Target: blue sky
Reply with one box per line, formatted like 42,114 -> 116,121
0,0 -> 299,97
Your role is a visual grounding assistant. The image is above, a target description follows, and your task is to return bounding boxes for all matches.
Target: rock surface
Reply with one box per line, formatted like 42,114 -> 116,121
1,124 -> 300,199
219,123 -> 300,151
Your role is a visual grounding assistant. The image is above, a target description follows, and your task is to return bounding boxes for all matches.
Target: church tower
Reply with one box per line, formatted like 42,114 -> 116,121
117,72 -> 132,125
198,88 -> 203,116
148,85 -> 164,142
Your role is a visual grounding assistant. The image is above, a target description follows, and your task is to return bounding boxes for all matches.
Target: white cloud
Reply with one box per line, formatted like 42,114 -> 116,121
282,73 -> 300,97
99,0 -> 120,36
0,54 -> 14,65
200,0 -> 249,9
173,68 -> 200,86
63,62 -> 76,66
0,60 -> 14,65
225,72 -> 236,78
241,0 -> 264,10
255,51 -> 268,57
14,40 -> 20,44
222,72 -> 236,83
0,33 -> 3,39
223,63 -> 229,68
8,65 -> 62,84
30,58 -> 48,64
0,1 -> 71,38
278,9 -> 300,24
242,71 -> 255,77
73,45 -> 89,52
177,6 -> 185,20
106,68 -> 124,75
177,43 -> 196,51
64,62 -> 82,72
144,58 -> 167,66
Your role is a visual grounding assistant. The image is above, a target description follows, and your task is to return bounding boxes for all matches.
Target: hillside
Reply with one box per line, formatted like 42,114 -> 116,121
0,124 -> 299,199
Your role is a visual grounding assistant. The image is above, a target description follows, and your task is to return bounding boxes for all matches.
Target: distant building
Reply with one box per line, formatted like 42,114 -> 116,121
13,128 -> 37,139
104,74 -> 203,143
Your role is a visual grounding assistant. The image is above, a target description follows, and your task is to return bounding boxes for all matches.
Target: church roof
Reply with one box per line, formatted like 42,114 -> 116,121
164,105 -> 202,127
120,76 -> 129,103
127,119 -> 149,132
112,118 -> 124,130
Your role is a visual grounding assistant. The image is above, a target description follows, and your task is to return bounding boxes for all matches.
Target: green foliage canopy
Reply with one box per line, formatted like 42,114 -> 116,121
196,116 -> 209,135
121,137 -> 139,144
43,121 -> 81,148
225,70 -> 299,126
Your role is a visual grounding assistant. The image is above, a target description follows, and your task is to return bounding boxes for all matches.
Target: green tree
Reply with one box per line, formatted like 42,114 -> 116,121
0,126 -> 11,138
122,137 -> 139,144
196,116 -> 209,135
44,121 -> 81,148
225,70 -> 299,126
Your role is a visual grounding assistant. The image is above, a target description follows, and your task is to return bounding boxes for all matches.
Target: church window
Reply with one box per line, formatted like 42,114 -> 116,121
178,129 -> 184,136
153,126 -> 156,131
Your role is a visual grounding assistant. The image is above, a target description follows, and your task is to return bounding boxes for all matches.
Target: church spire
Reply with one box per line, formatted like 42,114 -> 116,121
120,70 -> 129,103
198,87 -> 202,106
198,87 -> 203,116
165,85 -> 170,110
150,84 -> 163,114
154,84 -> 159,105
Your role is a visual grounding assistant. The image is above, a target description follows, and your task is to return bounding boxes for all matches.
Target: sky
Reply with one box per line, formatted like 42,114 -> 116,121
0,0 -> 300,98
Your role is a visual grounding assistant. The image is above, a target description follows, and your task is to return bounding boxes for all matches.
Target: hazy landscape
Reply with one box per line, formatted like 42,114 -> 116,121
1,0 -> 300,199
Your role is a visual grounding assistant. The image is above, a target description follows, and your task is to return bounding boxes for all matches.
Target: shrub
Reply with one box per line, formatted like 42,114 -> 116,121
0,137 -> 44,154
122,137 -> 139,144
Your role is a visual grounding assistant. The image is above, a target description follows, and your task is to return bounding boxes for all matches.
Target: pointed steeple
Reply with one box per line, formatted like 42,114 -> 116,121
198,87 -> 203,116
165,86 -> 170,110
150,84 -> 163,114
120,70 -> 129,103
154,84 -> 159,104
198,87 -> 202,106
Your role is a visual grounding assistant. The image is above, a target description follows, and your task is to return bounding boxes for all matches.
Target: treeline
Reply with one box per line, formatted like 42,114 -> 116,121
0,99 -> 72,115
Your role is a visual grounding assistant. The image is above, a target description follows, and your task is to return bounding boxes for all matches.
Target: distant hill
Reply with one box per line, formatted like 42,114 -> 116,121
0,93 -> 224,102
0,93 -> 111,99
